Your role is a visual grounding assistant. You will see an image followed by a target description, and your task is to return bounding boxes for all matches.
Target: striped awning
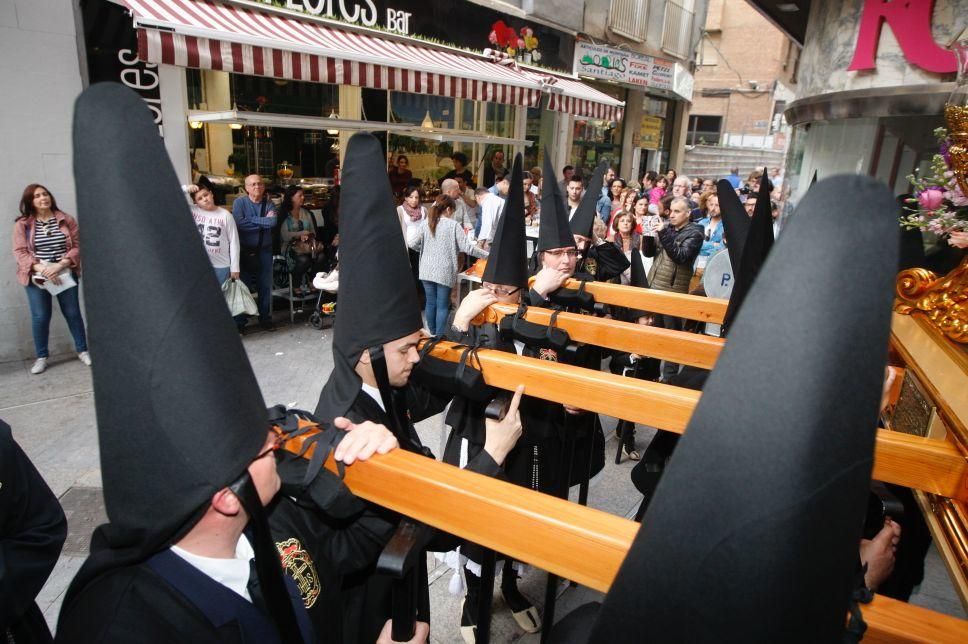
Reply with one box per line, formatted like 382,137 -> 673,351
123,0 -> 543,108
524,71 -> 625,122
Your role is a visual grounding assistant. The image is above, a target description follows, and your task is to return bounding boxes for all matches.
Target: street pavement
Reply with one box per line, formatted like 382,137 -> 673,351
5,316 -> 964,643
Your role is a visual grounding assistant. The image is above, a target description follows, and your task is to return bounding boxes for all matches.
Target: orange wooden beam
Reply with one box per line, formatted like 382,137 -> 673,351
529,277 -> 729,323
421,341 -> 968,503
297,439 -> 968,642
484,303 -> 724,370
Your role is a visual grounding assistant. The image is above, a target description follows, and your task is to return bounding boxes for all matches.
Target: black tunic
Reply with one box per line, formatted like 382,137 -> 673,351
56,493 -> 394,644
1,421 -> 67,644
337,386 -> 502,643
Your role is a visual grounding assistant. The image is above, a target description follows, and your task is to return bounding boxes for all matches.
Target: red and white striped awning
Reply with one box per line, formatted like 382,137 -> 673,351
123,0 -> 544,108
524,71 -> 625,122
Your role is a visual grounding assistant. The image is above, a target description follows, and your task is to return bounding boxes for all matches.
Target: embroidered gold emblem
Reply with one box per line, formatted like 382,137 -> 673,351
538,348 -> 558,362
276,538 -> 321,608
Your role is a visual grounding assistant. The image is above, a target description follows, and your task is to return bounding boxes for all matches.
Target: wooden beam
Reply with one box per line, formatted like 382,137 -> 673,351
485,303 -> 724,370
277,435 -> 968,642
530,278 -> 729,323
421,341 -> 968,503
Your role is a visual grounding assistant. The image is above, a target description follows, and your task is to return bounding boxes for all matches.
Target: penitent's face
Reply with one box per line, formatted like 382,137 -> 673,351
382,330 -> 423,387
541,247 -> 578,275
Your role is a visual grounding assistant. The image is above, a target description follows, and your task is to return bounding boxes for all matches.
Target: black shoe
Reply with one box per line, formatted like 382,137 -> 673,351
259,320 -> 276,332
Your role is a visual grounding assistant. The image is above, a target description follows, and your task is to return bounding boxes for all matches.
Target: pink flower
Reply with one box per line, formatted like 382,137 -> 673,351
918,188 -> 944,211
945,182 -> 968,206
488,30 -> 498,45
517,38 -> 526,49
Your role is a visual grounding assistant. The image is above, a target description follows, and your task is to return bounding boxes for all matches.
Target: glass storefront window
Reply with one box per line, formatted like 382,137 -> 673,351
571,118 -> 622,176
523,96 -> 554,174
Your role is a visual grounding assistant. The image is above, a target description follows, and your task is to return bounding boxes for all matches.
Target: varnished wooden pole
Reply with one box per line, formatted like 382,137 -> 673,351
421,340 -> 968,503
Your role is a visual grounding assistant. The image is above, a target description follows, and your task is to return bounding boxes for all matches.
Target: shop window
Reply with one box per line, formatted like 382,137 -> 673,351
230,73 -> 338,117
687,115 -> 722,146
572,118 -> 623,177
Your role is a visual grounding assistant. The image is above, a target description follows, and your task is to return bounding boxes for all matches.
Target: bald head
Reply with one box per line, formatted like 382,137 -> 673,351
244,174 -> 266,202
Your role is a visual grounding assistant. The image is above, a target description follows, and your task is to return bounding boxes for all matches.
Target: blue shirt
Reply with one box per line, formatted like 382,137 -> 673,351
596,193 -> 612,223
726,173 -> 741,190
697,217 -> 725,258
232,197 -> 277,249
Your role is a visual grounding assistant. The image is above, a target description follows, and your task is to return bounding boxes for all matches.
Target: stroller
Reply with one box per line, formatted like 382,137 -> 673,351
308,267 -> 338,329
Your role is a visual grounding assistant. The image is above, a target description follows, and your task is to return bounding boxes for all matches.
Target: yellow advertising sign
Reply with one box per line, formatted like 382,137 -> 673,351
640,116 -> 663,150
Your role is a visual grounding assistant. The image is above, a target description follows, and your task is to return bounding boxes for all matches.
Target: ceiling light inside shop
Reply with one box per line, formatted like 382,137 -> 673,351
421,110 -> 434,130
189,120 -> 203,129
229,122 -> 243,130
326,110 -> 340,135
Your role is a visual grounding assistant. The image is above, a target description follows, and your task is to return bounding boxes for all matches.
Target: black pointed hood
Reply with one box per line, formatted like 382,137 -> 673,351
315,132 -> 422,420
569,161 -> 607,239
716,179 -> 749,274
537,148 -> 575,251
64,83 -> 269,601
621,249 -> 651,322
482,153 -> 528,288
587,175 -> 899,642
721,170 -> 776,335
629,248 -> 649,288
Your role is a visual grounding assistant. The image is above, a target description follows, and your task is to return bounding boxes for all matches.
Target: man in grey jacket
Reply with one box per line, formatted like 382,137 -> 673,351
644,196 -> 703,381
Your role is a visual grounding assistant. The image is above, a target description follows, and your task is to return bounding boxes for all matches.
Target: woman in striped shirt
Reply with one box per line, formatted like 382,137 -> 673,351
12,184 -> 89,374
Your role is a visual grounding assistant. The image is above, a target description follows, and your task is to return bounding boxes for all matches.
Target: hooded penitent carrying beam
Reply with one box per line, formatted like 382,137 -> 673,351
314,132 -> 424,447
58,84 -> 306,643
547,174 -> 901,643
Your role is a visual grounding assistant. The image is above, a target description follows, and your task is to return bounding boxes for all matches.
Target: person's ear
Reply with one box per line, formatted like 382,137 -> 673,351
359,349 -> 371,366
211,488 -> 243,517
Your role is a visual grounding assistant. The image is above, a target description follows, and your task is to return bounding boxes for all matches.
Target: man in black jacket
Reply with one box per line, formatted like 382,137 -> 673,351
644,196 -> 703,381
1,420 -> 66,644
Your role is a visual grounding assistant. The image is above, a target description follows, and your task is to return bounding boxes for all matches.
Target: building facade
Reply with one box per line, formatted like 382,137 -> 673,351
749,0 -> 966,209
0,0 -> 708,360
690,0 -> 798,150
576,0 -> 705,181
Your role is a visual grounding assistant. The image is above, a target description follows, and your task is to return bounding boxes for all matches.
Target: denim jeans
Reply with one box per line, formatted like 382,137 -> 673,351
237,246 -> 273,326
213,266 -> 230,286
422,280 -> 451,336
24,282 -> 88,358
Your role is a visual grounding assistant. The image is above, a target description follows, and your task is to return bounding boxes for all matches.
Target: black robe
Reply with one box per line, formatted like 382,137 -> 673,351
522,288 -> 606,494
336,386 -> 502,643
56,490 -> 396,644
440,319 -> 578,498
1,422 -> 67,644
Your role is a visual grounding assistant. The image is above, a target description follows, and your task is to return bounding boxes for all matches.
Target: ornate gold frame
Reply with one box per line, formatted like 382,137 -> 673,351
896,256 -> 968,344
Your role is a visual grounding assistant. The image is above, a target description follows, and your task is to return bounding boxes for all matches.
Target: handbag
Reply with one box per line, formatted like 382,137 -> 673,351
222,278 -> 258,316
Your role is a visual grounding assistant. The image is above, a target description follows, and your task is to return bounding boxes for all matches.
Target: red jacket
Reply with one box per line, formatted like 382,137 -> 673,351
12,211 -> 81,286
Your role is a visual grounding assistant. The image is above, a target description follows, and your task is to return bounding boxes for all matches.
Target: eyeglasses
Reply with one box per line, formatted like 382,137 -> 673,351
543,249 -> 579,259
482,284 -> 521,297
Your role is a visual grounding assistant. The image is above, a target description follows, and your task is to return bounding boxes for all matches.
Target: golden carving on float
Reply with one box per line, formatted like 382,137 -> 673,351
895,257 -> 968,344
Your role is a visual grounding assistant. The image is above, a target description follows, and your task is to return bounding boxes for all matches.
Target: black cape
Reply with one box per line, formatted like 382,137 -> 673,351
0,420 -> 66,644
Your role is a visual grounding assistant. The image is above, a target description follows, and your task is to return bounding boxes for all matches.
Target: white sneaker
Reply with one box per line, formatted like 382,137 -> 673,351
30,358 -> 48,374
78,352 -> 92,366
